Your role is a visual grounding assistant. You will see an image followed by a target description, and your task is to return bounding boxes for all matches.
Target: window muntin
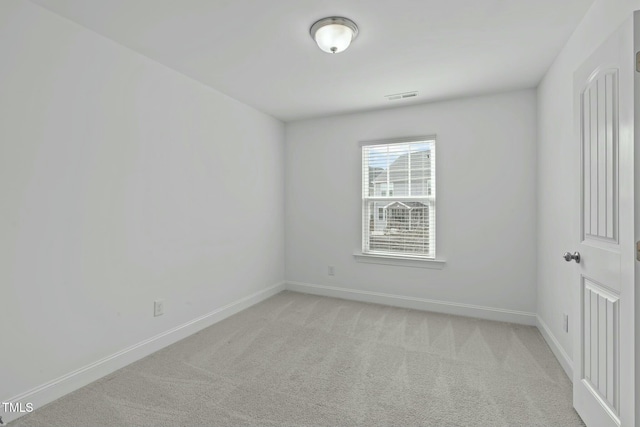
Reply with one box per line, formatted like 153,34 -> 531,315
362,138 -> 436,258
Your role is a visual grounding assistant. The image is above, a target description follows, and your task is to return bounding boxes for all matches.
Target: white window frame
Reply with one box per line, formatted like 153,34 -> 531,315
355,136 -> 445,268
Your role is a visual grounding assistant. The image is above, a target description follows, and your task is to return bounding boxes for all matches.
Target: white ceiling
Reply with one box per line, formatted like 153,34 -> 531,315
31,0 -> 595,122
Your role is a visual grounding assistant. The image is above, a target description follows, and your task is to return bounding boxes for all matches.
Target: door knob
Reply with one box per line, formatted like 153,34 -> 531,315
563,251 -> 580,263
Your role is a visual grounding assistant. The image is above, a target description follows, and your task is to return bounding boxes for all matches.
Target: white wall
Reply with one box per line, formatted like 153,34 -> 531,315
537,0 -> 640,371
0,0 -> 284,405
285,90 -> 537,315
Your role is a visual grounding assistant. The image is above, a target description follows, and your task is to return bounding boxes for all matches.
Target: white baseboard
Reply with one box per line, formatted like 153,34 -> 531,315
2,282 -> 285,424
536,315 -> 573,381
285,281 -> 537,326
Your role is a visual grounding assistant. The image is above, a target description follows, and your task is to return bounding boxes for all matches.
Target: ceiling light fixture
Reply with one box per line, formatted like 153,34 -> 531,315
310,17 -> 359,54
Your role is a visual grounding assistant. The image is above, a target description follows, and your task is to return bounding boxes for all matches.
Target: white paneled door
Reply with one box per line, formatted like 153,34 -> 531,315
572,13 -> 637,427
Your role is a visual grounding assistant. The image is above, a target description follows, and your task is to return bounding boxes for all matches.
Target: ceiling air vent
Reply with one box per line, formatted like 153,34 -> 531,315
385,91 -> 418,101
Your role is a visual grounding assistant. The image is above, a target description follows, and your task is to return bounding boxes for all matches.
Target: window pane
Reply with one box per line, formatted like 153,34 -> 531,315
362,138 -> 436,258
365,202 -> 431,256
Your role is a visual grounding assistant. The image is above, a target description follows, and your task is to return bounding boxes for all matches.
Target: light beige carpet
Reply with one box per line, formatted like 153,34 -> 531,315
10,291 -> 584,426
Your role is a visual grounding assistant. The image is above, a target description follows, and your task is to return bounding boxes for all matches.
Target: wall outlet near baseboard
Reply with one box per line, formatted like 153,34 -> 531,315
563,313 -> 568,333
328,266 -> 335,276
154,300 -> 164,317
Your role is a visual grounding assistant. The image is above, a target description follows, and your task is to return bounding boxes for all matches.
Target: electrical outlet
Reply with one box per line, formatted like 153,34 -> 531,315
563,314 -> 569,333
328,266 -> 335,276
154,300 -> 164,317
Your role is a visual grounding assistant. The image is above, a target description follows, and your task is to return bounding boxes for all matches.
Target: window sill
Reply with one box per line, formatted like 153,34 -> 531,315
353,252 -> 446,269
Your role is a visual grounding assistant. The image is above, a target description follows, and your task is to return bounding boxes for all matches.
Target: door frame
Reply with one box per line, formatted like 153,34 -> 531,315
634,10 -> 640,426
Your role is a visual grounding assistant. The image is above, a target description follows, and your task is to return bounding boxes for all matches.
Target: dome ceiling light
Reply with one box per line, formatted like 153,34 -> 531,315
310,17 -> 359,54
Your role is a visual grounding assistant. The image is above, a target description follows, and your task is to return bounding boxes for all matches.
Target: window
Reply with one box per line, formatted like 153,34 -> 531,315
361,137 -> 436,258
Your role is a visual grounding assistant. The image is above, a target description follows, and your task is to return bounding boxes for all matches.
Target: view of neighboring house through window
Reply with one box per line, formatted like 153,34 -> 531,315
361,137 -> 436,258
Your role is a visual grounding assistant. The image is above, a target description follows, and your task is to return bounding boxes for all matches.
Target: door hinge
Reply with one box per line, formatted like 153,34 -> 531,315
637,241 -> 640,261
637,51 -> 640,72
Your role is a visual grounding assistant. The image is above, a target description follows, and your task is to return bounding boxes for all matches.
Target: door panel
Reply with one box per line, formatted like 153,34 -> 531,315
582,69 -> 618,243
582,278 -> 619,412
